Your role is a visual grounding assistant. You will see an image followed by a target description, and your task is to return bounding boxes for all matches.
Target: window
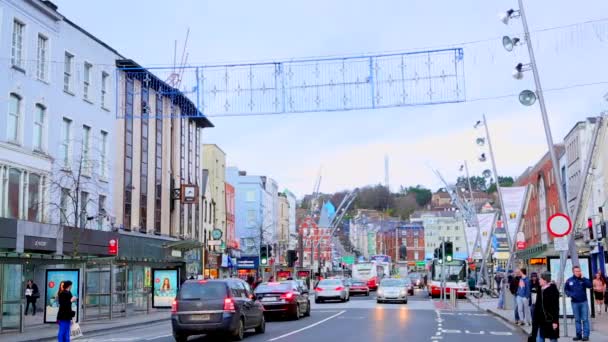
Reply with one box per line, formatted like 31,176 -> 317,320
60,188 -> 69,225
82,125 -> 91,175
8,168 -> 21,219
83,62 -> 92,100
414,239 -> 418,248
140,84 -> 149,231
8,94 -> 21,143
455,236 -> 460,241
64,52 -> 74,93
80,191 -> 89,228
100,131 -> 108,178
33,104 -> 45,151
37,34 -> 48,80
28,174 -> 41,221
60,118 -> 72,167
12,20 -> 25,69
101,72 -> 109,108
414,251 -> 419,260
98,195 -> 106,230
124,77 -> 134,229
246,190 -> 256,202
247,209 -> 256,227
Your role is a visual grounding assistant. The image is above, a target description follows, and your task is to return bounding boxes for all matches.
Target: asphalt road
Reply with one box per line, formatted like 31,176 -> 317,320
71,290 -> 526,342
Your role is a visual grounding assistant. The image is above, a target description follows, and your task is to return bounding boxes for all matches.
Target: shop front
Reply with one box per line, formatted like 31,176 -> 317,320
205,251 -> 221,279
235,256 -> 259,281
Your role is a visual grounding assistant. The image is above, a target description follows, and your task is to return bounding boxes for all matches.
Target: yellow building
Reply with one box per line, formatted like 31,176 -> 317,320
202,144 -> 227,245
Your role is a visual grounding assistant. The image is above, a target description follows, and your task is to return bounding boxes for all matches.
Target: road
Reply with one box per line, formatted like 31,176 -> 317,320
71,290 -> 525,342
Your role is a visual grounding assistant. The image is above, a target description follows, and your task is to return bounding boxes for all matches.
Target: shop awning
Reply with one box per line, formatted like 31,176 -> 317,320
515,244 -> 548,260
163,240 -> 203,250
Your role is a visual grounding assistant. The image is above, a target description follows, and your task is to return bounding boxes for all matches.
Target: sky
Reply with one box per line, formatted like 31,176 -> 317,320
55,0 -> 608,197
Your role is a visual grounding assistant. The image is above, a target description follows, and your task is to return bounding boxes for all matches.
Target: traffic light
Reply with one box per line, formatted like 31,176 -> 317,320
444,242 -> 453,262
287,250 -> 298,267
260,246 -> 268,265
588,218 -> 594,240
434,246 -> 443,260
268,245 -> 273,258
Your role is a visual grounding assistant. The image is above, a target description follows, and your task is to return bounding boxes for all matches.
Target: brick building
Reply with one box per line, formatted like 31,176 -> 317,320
376,223 -> 425,267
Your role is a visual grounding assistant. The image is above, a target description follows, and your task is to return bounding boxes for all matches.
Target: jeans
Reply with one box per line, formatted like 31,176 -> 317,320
517,295 -> 531,324
25,298 -> 36,315
513,295 -> 520,321
572,301 -> 590,337
536,332 -> 557,342
58,320 -> 71,342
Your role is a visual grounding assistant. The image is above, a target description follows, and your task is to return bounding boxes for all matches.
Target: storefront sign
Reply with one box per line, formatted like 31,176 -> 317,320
44,269 -> 80,323
277,271 -> 291,280
529,258 -> 547,265
108,239 -> 118,255
297,270 -> 310,278
152,269 -> 179,308
171,250 -> 182,258
236,256 -> 259,269
24,236 -> 56,252
180,184 -> 198,204
207,253 -> 220,269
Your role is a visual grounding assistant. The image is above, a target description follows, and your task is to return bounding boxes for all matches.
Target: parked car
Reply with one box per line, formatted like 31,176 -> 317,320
376,278 -> 408,304
402,277 -> 415,296
314,278 -> 350,303
253,281 -> 311,320
171,278 -> 265,341
348,279 -> 370,296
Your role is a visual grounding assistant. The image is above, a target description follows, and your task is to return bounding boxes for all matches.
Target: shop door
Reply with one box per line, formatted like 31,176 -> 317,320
112,264 -> 128,317
0,264 -> 23,333
127,266 -> 148,315
84,266 -> 111,321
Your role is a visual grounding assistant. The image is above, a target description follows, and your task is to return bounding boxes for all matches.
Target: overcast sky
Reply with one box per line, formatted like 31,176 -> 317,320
55,0 -> 608,197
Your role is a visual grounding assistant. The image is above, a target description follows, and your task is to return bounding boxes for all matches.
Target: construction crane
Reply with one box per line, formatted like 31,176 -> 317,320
165,28 -> 190,89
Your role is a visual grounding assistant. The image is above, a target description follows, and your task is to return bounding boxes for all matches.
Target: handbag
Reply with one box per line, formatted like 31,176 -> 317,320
70,319 -> 83,339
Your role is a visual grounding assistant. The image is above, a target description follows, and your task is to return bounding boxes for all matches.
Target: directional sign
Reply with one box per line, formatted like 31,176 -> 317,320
547,213 -> 572,237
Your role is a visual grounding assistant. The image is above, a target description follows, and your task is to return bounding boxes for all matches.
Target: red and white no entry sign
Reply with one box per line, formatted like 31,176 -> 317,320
547,213 -> 572,237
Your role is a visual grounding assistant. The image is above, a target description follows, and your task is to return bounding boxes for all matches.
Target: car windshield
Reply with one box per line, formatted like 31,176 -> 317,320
401,278 -> 412,285
380,279 -> 403,287
408,273 -> 421,279
179,281 -> 227,300
318,279 -> 342,286
255,282 -> 291,293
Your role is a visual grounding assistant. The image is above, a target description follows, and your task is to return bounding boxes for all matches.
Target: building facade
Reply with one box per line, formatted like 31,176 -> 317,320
376,223 -> 425,266
203,144 -> 226,244
225,182 -> 237,249
277,193 -> 290,265
284,189 -> 298,249
410,211 -> 467,259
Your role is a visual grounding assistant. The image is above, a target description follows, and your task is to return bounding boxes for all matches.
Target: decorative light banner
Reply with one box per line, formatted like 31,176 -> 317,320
499,186 -> 528,245
466,212 -> 497,259
116,48 -> 465,118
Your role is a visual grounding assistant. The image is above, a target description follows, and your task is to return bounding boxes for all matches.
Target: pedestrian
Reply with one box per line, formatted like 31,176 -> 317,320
24,279 -> 39,316
468,273 -> 476,292
495,272 -> 503,290
529,272 -> 541,337
564,265 -> 592,341
516,268 -> 532,326
509,270 -> 521,324
592,270 -> 606,314
56,280 -> 77,342
532,271 -> 559,342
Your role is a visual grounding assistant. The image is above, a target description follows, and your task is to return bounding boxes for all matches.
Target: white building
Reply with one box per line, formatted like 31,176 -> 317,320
0,0 -> 118,229
410,211 -> 466,259
283,189 -> 298,249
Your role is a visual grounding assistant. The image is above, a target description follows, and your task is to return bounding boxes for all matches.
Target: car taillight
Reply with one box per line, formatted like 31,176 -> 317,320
281,292 -> 295,301
315,287 -> 323,292
224,297 -> 236,312
171,300 -> 178,313
335,286 -> 344,291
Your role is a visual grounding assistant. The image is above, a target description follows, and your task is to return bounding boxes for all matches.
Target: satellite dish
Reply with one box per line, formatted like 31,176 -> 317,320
476,137 -> 485,146
519,90 -> 537,106
482,169 -> 492,179
479,153 -> 487,162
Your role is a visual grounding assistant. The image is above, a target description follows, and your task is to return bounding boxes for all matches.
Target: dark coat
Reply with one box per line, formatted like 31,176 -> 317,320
533,283 -> 560,340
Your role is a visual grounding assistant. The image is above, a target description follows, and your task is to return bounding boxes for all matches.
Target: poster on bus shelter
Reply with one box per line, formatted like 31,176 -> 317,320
44,269 -> 80,323
547,256 -> 592,317
152,269 -> 179,308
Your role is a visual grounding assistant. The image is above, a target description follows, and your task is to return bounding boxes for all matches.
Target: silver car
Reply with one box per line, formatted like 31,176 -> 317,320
376,278 -> 408,304
314,279 -> 350,303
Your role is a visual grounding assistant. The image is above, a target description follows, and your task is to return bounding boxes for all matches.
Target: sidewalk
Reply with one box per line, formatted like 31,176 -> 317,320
2,311 -> 171,342
469,296 -> 608,339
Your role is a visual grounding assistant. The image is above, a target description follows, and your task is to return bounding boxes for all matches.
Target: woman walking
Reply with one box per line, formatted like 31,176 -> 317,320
529,272 -> 541,338
593,271 -> 606,314
532,271 -> 559,342
57,280 -> 77,342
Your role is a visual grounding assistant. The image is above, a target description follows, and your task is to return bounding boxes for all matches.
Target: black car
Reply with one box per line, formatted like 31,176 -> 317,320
254,281 -> 311,320
171,279 -> 265,341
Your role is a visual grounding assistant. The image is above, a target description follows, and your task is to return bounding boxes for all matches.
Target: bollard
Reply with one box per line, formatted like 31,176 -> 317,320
450,291 -> 457,309
20,303 -> 24,333
147,293 -> 151,314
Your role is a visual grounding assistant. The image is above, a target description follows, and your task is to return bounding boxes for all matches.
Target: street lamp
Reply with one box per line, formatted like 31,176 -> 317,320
499,9 -> 520,25
502,36 -> 521,52
519,90 -> 537,106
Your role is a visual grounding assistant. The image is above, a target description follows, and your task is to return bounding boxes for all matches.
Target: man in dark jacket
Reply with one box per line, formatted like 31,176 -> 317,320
533,271 -> 559,342
564,266 -> 593,341
508,271 -> 521,323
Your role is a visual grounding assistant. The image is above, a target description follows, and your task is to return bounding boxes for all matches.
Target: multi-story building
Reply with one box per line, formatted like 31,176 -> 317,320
203,144 -> 226,243
263,177 -> 279,243
410,211 -> 467,259
284,189 -> 298,249
514,145 -> 564,269
376,223 -> 425,266
225,182 -> 237,249
277,193 -> 290,265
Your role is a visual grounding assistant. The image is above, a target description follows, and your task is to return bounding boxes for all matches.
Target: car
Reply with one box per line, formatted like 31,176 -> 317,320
348,279 -> 370,296
171,278 -> 265,342
408,273 -> 424,289
376,278 -> 408,304
401,277 -> 415,296
253,281 -> 311,320
314,278 -> 350,303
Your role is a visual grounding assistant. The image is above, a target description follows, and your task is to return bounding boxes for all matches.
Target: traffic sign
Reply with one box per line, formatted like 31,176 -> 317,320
554,236 -> 569,251
516,232 -> 526,250
547,213 -> 572,237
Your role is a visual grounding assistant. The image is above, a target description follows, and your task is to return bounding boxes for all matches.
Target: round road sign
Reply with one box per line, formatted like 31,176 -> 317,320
547,213 -> 572,237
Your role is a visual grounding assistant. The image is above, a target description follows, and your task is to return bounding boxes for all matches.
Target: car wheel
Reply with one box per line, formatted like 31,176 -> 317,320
174,334 -> 188,342
315,298 -> 321,304
403,299 -> 408,304
366,291 -> 370,296
292,304 -> 301,320
304,301 -> 311,317
255,315 -> 266,334
232,318 -> 245,341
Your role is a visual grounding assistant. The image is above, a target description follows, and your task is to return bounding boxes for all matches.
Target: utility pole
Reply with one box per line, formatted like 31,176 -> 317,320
441,238 -> 446,302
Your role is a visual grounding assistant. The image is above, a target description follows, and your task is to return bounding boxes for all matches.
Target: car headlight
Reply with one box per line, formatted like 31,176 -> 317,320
377,289 -> 384,296
400,289 -> 407,296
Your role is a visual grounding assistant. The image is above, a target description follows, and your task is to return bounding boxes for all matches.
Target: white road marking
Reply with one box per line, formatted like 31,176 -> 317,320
145,334 -> 172,341
312,310 -> 340,313
494,316 -> 516,331
489,331 -> 513,336
267,310 -> 346,341
465,330 -> 485,334
441,329 -> 462,334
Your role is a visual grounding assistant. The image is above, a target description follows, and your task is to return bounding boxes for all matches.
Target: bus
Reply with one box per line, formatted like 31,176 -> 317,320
351,262 -> 385,290
427,258 -> 468,299
369,255 -> 392,278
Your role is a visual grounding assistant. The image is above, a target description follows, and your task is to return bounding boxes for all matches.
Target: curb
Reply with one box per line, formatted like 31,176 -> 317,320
467,297 -> 530,336
14,316 -> 170,342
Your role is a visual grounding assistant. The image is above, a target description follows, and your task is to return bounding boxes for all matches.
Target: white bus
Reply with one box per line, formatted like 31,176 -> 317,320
352,262 -> 385,290
427,258 -> 468,299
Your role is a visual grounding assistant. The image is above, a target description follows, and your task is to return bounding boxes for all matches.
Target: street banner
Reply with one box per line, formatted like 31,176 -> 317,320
465,213 -> 496,259
44,269 -> 80,323
499,186 -> 527,244
152,269 -> 179,308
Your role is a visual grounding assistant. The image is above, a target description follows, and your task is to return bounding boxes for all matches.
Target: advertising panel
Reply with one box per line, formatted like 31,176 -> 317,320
548,257 -> 592,317
152,269 -> 179,308
44,269 -> 80,323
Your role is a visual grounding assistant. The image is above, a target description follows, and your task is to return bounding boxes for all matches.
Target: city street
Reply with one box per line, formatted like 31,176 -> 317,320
65,291 -> 525,342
